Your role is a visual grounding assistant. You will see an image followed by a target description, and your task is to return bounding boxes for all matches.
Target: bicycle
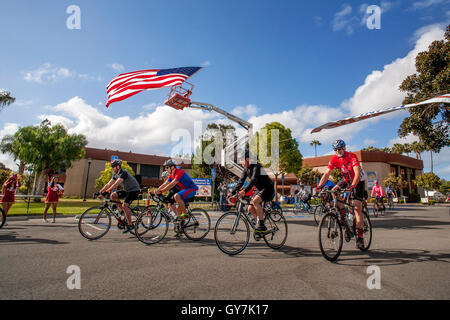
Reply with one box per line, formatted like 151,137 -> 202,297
134,193 -> 211,245
214,195 -> 288,255
386,195 -> 394,210
372,197 -> 385,217
318,189 -> 372,262
294,198 -> 313,215
78,192 -> 148,240
313,191 -> 333,226
0,207 -> 6,229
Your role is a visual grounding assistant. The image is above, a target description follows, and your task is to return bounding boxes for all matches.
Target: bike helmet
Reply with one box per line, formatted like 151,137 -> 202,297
163,159 -> 177,167
161,171 -> 169,179
332,139 -> 346,150
110,159 -> 122,167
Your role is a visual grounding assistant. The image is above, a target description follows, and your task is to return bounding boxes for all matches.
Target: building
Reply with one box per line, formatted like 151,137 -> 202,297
273,150 -> 424,197
61,147 -> 191,197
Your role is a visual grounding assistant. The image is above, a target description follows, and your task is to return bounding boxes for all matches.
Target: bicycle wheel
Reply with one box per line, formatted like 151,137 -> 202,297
314,205 -> 325,226
214,211 -> 250,255
372,203 -> 378,217
182,208 -> 211,241
78,207 -> 111,240
0,208 -> 6,229
134,208 -> 168,245
263,213 -> 288,249
318,210 -> 343,262
353,211 -> 372,251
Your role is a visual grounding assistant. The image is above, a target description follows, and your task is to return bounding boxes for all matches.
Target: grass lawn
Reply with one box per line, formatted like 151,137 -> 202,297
6,198 -> 218,216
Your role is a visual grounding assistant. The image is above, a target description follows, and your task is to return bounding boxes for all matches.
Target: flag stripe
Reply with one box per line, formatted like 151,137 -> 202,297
106,66 -> 201,107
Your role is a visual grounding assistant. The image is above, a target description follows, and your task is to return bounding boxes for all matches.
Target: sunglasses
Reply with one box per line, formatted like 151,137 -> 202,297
334,148 -> 344,152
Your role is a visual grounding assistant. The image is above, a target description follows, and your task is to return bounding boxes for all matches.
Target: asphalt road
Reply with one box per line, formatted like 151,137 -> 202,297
1,204 -> 449,300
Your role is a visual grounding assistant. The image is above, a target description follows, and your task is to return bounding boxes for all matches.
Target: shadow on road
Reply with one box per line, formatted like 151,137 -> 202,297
0,232 -> 70,245
371,218 -> 450,230
336,248 -> 450,266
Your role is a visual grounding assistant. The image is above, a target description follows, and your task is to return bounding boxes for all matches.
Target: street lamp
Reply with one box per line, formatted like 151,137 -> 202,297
83,159 -> 92,201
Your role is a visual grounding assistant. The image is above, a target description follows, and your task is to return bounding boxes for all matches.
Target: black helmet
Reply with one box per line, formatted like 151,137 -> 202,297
110,159 -> 122,167
163,159 -> 177,167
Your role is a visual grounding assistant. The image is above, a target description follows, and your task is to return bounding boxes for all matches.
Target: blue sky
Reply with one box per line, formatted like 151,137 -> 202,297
1,0 -> 449,178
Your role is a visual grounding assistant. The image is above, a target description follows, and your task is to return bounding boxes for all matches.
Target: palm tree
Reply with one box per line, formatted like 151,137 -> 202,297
310,140 -> 321,157
0,90 -> 15,111
410,141 -> 425,160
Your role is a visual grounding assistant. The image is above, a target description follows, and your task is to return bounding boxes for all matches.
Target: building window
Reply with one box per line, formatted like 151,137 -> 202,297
128,162 -> 137,175
140,164 -> 160,178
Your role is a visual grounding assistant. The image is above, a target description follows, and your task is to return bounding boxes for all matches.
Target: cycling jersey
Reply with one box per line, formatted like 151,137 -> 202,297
328,152 -> 365,183
385,188 -> 394,195
112,169 -> 140,192
231,163 -> 274,195
168,168 -> 198,191
371,185 -> 385,198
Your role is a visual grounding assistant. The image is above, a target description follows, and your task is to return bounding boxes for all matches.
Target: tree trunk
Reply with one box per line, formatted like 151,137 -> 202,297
18,161 -> 26,175
32,170 -> 46,199
314,145 -> 317,157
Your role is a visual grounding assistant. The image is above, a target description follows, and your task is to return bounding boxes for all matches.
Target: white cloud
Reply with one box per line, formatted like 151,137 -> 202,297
231,104 -> 259,118
201,61 -> 211,67
0,123 -> 20,171
108,63 -> 125,72
364,139 -> 378,146
39,97 -> 218,154
332,4 -> 358,35
410,0 -> 448,10
24,63 -> 100,83
388,134 -> 420,147
342,25 -> 445,116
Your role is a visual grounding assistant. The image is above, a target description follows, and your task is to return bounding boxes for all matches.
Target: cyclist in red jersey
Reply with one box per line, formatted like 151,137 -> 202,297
317,139 -> 367,250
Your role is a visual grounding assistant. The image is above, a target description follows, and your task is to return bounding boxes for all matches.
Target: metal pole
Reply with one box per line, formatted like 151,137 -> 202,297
83,160 -> 92,201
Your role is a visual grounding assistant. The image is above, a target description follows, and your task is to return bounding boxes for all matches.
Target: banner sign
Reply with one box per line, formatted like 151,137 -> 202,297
192,178 -> 212,197
311,94 -> 450,133
367,171 -> 378,189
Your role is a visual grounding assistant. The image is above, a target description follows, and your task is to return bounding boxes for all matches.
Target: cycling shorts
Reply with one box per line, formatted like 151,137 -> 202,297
337,180 -> 365,201
177,188 -> 197,203
254,188 -> 275,202
124,191 -> 140,205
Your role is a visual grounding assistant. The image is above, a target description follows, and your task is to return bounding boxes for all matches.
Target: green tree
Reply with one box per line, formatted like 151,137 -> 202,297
310,140 -> 321,157
439,179 -> 450,194
0,90 -> 15,112
383,172 -> 405,193
296,165 -> 322,186
398,25 -> 450,154
410,141 -> 426,160
0,168 -> 12,189
414,172 -> 442,195
254,122 -> 303,200
2,120 -> 87,195
95,161 -> 136,189
191,123 -> 237,181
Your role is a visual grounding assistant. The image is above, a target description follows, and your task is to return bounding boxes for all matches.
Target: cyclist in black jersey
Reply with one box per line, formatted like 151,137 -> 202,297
230,150 -> 275,233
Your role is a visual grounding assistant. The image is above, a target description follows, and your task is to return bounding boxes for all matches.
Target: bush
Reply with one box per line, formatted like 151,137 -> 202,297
408,192 -> 421,203
429,200 -> 436,205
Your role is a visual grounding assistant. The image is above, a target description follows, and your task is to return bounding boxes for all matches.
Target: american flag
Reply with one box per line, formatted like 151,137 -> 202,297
106,66 -> 202,107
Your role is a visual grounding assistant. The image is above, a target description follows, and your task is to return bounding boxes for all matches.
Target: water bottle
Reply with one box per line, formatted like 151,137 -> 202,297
168,209 -> 177,220
346,210 -> 353,227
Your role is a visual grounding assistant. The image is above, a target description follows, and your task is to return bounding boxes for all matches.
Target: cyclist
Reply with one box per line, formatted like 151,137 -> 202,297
298,184 -> 312,211
154,159 -> 198,230
229,150 -> 275,233
99,159 -> 141,233
385,185 -> 396,206
371,180 -> 386,211
317,139 -> 367,250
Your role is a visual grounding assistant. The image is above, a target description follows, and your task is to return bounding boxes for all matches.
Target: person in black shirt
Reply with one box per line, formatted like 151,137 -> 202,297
230,150 -> 274,233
